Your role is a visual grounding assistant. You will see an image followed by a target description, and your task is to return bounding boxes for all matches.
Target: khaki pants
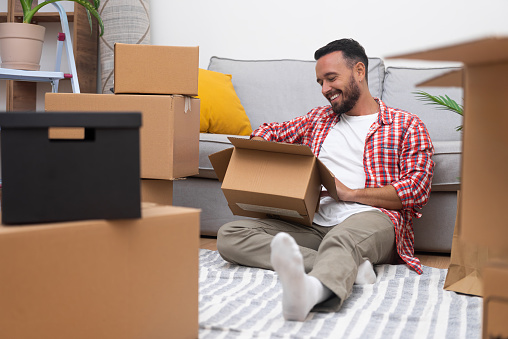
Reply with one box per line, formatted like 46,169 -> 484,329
217,210 -> 398,312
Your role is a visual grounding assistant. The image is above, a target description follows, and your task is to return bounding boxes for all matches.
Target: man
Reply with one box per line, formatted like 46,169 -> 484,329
217,38 -> 434,321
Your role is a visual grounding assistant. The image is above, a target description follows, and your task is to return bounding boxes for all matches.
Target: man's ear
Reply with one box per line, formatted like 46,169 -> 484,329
354,62 -> 366,82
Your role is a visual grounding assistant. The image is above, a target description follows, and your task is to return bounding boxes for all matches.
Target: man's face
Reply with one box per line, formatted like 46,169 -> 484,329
316,51 -> 361,115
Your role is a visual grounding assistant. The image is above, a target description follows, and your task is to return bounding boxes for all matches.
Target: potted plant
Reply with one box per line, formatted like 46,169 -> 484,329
0,0 -> 104,71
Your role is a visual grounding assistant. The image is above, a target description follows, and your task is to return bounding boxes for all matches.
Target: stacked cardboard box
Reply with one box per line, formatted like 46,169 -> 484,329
35,44 -> 202,337
0,203 -> 200,338
46,43 -> 201,205
390,36 -> 508,339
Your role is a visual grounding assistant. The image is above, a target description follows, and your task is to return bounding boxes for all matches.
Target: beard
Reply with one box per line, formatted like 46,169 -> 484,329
331,74 -> 361,115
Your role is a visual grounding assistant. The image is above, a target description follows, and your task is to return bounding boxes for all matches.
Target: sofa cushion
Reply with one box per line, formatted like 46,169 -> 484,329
197,69 -> 252,136
208,57 -> 385,131
196,133 -> 249,179
381,66 -> 463,142
431,140 -> 461,190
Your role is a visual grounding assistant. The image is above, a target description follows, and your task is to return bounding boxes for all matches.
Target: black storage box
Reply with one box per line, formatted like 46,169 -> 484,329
0,112 -> 142,225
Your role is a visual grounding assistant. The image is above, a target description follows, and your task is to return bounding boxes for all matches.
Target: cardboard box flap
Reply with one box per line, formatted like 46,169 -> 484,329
416,69 -> 463,87
387,36 -> 508,66
225,190 -> 313,225
209,147 -> 234,182
317,159 -> 339,201
232,202 -> 308,219
228,137 -> 315,157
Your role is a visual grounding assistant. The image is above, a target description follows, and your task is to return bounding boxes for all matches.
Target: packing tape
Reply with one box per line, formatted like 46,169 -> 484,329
173,95 -> 192,113
184,96 -> 191,113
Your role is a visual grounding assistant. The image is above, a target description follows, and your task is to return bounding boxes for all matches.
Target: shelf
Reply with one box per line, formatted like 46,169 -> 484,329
0,12 -> 74,23
0,68 -> 66,83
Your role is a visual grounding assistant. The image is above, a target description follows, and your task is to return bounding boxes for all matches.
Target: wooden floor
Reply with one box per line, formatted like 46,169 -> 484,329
200,237 -> 451,269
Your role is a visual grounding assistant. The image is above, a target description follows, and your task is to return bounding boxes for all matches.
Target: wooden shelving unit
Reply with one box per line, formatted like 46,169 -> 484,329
0,0 -> 98,111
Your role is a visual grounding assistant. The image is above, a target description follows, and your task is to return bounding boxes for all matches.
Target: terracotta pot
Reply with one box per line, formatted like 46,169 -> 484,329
0,22 -> 46,71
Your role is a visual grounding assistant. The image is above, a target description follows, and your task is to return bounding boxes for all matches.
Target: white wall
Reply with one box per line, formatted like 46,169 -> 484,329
150,0 -> 508,68
2,0 -> 508,111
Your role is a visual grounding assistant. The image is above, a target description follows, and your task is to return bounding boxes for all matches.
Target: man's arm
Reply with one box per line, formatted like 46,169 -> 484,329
249,111 -> 317,143
333,178 -> 403,210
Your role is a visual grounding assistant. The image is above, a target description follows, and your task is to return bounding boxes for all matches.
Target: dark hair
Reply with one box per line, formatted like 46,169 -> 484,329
314,38 -> 369,77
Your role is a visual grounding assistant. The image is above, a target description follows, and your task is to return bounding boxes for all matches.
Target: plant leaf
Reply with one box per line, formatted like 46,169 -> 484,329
25,0 -> 104,36
413,90 -> 464,115
20,0 -> 34,22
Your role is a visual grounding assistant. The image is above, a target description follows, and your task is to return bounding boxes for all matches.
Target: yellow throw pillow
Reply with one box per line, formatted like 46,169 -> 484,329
197,68 -> 252,135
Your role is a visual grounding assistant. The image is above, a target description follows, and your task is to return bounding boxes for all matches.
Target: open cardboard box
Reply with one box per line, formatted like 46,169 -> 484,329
0,203 -> 200,339
45,93 -> 200,180
209,137 -> 338,226
388,36 -> 508,249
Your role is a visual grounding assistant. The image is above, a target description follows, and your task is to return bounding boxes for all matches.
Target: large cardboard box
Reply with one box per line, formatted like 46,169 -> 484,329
0,112 -> 141,225
45,93 -> 200,180
0,203 -> 200,339
389,36 -> 508,249
114,43 -> 199,96
483,263 -> 508,339
209,137 -> 338,226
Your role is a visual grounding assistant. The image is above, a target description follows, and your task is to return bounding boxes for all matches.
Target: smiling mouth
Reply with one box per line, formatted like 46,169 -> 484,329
329,93 -> 340,103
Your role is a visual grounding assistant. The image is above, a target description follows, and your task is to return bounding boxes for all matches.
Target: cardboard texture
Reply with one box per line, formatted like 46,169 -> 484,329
443,190 -> 506,297
444,192 -> 488,296
0,203 -> 200,339
114,43 -> 199,96
209,138 -> 338,226
45,93 -> 200,180
389,36 -> 508,249
0,112 -> 141,225
416,69 -> 463,87
141,179 -> 174,205
483,263 -> 508,339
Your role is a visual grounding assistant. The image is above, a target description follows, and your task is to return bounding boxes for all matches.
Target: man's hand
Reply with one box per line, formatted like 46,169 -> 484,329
251,136 -> 266,141
326,177 -> 403,210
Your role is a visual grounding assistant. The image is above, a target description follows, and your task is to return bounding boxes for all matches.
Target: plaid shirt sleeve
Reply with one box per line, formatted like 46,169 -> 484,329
250,114 -> 309,143
392,117 -> 434,212
250,106 -> 337,154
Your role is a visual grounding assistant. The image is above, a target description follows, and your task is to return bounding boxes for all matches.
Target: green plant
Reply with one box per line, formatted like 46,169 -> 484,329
20,0 -> 104,36
414,90 -> 463,131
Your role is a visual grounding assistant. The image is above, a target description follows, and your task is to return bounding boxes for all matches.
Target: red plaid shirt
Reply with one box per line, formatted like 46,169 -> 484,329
251,98 -> 434,274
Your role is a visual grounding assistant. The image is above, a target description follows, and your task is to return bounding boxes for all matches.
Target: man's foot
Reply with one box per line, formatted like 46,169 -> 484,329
270,232 -> 332,321
355,259 -> 376,285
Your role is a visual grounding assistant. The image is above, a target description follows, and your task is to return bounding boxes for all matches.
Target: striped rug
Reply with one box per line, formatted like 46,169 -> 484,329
199,249 -> 482,339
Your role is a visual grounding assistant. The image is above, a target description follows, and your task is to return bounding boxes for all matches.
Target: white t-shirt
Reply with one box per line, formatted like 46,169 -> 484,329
313,112 -> 379,227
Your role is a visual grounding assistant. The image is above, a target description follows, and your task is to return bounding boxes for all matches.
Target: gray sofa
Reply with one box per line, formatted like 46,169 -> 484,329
174,56 -> 463,253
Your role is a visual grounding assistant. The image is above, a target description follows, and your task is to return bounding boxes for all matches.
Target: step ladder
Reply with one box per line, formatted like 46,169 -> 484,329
0,2 -> 80,93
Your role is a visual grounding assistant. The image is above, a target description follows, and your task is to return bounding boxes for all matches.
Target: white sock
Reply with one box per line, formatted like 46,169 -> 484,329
355,259 -> 376,285
270,232 -> 333,321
